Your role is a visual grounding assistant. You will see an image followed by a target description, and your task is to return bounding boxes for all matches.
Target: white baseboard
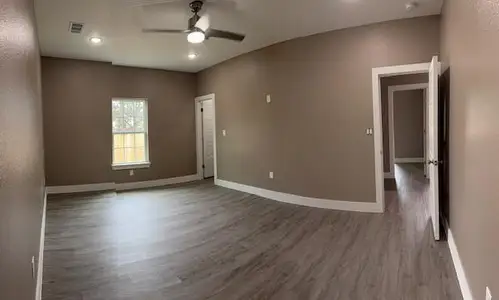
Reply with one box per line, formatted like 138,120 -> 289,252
447,228 -> 473,300
46,175 -> 201,194
384,172 -> 395,179
215,179 -> 383,213
46,182 -> 115,194
115,174 -> 201,191
394,157 -> 425,163
35,189 -> 47,300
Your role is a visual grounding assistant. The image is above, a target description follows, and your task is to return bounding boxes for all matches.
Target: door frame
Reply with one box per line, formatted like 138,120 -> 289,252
387,83 -> 428,178
195,93 -> 217,180
372,62 -> 431,212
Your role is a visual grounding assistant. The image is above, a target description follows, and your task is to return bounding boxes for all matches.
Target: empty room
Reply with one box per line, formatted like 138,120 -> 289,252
1,0 -> 497,299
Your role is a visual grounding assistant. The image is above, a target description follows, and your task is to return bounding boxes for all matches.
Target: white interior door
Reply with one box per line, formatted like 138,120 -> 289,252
427,56 -> 440,240
423,89 -> 428,178
202,99 -> 215,178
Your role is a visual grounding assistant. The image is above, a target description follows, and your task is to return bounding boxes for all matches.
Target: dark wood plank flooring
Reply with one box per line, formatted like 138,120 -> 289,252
42,165 -> 461,300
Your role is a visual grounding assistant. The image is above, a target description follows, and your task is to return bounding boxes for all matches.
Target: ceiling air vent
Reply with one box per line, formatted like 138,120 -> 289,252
69,22 -> 84,34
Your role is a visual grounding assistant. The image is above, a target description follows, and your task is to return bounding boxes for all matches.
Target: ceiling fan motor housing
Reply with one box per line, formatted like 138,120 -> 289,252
188,1 -> 204,30
189,0 -> 204,13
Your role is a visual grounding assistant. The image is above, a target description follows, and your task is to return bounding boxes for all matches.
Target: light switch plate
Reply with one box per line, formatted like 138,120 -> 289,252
222,129 -> 226,136
266,94 -> 271,103
269,171 -> 274,179
486,286 -> 492,300
31,256 -> 35,279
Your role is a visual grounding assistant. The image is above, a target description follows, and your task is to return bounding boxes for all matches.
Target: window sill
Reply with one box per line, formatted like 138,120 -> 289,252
112,162 -> 151,171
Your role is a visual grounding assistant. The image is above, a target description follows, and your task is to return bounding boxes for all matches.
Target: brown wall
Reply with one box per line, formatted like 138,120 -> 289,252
380,74 -> 428,172
42,57 -> 197,186
393,90 -> 424,159
441,0 -> 499,298
0,0 -> 45,299
197,16 -> 440,202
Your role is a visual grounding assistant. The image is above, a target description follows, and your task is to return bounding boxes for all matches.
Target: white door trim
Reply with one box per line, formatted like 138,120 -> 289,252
427,56 -> 441,240
388,83 -> 428,175
372,62 -> 430,212
195,93 -> 217,180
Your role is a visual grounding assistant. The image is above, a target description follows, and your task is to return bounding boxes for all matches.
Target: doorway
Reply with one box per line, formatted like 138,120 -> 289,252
372,56 -> 441,240
195,94 -> 216,179
388,83 -> 428,178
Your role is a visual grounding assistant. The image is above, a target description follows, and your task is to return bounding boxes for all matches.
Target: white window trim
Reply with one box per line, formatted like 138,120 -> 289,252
112,162 -> 151,170
111,98 -> 151,170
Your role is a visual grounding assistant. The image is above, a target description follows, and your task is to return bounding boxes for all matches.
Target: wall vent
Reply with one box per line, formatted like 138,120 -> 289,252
69,22 -> 84,34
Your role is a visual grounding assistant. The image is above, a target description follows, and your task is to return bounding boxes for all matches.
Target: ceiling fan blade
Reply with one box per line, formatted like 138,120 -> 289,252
127,0 -> 239,10
206,28 -> 245,42
142,29 -> 189,33
195,14 -> 210,32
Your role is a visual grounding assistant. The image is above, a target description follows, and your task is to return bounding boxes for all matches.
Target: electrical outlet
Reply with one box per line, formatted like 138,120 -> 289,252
129,170 -> 134,176
222,129 -> 227,136
486,286 -> 492,300
266,94 -> 271,103
269,171 -> 274,179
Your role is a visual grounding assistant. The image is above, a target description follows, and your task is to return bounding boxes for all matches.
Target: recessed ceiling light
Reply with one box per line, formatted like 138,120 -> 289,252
89,37 -> 103,45
188,53 -> 198,60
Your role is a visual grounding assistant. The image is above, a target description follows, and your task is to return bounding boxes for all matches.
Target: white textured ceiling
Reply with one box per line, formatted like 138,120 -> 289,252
35,0 -> 442,73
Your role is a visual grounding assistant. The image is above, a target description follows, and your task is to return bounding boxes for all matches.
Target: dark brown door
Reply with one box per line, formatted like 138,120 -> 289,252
438,67 -> 451,235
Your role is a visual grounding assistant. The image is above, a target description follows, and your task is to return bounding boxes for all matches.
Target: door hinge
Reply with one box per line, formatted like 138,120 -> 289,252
201,108 -> 204,112
202,164 -> 205,168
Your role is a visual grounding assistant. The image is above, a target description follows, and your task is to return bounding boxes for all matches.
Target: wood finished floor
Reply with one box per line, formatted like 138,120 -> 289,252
43,165 -> 462,300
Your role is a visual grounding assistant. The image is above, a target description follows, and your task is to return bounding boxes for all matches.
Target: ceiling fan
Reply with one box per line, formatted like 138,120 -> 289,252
142,0 -> 245,44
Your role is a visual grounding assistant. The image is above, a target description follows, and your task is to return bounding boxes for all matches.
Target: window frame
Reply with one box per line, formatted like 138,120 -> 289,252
111,98 -> 151,170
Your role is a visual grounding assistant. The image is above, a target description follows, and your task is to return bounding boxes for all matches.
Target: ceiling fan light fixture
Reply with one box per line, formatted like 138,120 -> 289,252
187,30 -> 205,44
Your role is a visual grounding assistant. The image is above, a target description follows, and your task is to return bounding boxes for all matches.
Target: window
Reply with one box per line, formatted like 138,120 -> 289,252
112,99 -> 150,169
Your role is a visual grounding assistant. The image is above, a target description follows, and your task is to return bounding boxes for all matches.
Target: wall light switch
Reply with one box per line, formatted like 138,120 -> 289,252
269,171 -> 274,179
222,129 -> 227,136
31,256 -> 35,279
266,94 -> 271,103
129,170 -> 134,176
366,128 -> 374,135
486,287 -> 492,300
